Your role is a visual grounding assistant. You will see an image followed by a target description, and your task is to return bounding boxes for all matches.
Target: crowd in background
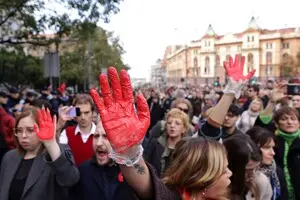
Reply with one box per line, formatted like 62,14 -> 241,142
0,65 -> 300,200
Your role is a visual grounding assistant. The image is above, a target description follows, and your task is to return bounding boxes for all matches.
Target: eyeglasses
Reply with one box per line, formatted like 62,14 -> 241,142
177,107 -> 189,114
14,127 -> 35,137
11,108 -> 22,113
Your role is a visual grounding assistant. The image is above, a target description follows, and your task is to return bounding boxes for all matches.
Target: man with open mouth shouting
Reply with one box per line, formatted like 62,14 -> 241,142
69,109 -> 139,200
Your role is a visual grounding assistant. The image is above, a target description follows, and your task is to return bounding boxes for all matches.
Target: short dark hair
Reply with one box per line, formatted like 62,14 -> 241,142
227,104 -> 241,116
273,106 -> 300,124
33,99 -> 54,117
73,94 -> 94,111
248,85 -> 259,93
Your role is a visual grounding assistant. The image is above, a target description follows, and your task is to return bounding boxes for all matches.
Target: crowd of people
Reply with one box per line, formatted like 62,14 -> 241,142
0,55 -> 299,200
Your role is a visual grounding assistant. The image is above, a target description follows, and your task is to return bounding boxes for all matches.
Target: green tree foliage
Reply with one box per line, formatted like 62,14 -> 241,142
60,23 -> 130,88
0,0 -> 122,45
0,50 -> 44,88
0,0 -> 126,89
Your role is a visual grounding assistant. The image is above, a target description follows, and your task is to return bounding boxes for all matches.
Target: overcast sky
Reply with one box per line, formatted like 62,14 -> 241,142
53,0 -> 300,80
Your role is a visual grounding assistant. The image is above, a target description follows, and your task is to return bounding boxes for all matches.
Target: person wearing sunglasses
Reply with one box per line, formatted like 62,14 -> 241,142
11,104 -> 23,118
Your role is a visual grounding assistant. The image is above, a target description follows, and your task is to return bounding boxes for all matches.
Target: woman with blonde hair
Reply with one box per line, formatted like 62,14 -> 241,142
236,98 -> 263,133
162,137 -> 232,200
147,98 -> 194,146
144,108 -> 190,176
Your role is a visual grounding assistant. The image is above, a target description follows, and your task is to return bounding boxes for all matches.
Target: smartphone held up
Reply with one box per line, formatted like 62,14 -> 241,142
287,84 -> 300,96
58,106 -> 81,118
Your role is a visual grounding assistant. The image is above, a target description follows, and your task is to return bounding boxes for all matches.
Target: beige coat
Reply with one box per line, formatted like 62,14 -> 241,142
245,171 -> 272,200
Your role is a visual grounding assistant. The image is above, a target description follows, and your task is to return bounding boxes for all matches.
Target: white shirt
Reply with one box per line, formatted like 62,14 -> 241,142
59,123 -> 96,144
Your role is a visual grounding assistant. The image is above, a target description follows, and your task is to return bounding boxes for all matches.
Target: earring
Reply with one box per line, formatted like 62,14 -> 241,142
202,188 -> 207,197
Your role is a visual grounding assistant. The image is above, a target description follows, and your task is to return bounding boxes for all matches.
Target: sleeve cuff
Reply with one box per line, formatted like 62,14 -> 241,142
259,114 -> 273,125
146,162 -> 180,200
44,145 -> 74,172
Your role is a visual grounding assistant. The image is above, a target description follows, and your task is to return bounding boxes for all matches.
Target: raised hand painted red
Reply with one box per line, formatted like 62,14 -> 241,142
57,82 -> 66,94
223,55 -> 256,81
34,108 -> 56,140
90,67 -> 150,153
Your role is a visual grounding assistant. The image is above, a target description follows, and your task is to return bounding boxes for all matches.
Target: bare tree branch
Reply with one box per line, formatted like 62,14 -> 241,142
0,0 -> 29,26
0,38 -> 54,46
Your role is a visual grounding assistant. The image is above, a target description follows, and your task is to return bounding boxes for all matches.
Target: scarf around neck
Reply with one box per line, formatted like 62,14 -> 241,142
277,129 -> 300,145
259,160 -> 280,199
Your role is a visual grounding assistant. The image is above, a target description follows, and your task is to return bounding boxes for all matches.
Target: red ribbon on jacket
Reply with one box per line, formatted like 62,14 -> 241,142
118,172 -> 124,182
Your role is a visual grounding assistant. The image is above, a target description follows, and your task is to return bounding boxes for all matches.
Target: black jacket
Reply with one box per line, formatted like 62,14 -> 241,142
144,137 -> 165,176
69,158 -> 137,200
274,135 -> 300,200
276,166 -> 288,200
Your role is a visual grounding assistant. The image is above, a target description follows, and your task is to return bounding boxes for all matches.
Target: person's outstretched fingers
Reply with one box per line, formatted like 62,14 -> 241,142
136,94 -> 150,131
108,67 -> 123,102
90,89 -> 107,116
99,74 -> 114,107
120,70 -> 134,103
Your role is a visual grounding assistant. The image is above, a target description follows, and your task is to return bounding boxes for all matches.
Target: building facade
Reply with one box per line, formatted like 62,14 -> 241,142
163,17 -> 300,85
150,59 -> 166,87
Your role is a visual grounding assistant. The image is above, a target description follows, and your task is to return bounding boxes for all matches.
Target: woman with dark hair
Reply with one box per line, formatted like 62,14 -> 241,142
246,127 -> 288,200
224,134 -> 272,200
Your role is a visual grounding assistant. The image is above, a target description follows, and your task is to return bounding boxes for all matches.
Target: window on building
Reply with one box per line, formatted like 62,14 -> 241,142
215,55 -> 220,67
282,42 -> 290,49
282,53 -> 289,66
247,36 -> 250,42
252,36 -> 254,42
194,57 -> 198,68
247,53 -> 254,72
205,56 -> 210,74
266,43 -> 273,49
266,52 -> 272,64
208,41 -> 210,46
266,52 -> 272,76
